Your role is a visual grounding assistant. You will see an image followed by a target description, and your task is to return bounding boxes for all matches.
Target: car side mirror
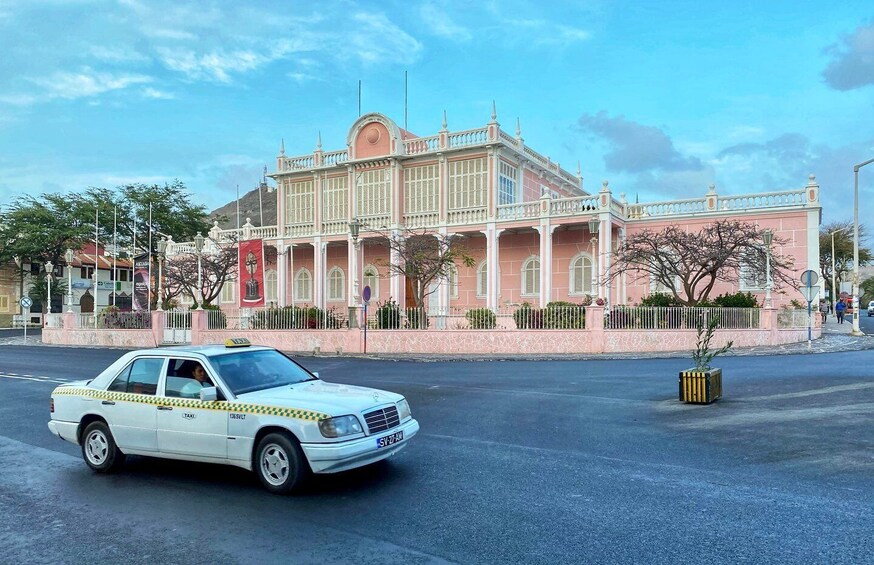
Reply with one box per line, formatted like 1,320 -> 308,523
200,386 -> 218,402
312,371 -> 320,379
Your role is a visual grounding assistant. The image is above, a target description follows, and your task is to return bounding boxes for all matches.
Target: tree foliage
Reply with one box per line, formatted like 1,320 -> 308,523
373,228 -> 474,327
607,220 -> 797,306
819,221 -> 871,302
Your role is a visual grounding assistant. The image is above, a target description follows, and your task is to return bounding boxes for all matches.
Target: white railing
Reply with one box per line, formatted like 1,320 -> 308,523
499,130 -> 519,146
627,198 -> 708,218
404,136 -> 439,155
718,190 -> 806,211
96,310 -> 152,329
323,150 -> 348,166
606,307 -> 762,330
448,128 -> 488,148
777,308 -> 811,328
284,224 -> 315,237
403,212 -> 439,229
497,201 -> 540,221
558,169 -> 579,186
207,307 -> 347,330
250,226 -> 278,239
447,208 -> 487,225
45,313 -> 64,328
369,304 -> 588,330
321,220 -> 348,235
550,195 -> 599,217
610,197 -> 625,216
282,155 -> 315,171
523,146 -> 548,166
76,313 -> 97,329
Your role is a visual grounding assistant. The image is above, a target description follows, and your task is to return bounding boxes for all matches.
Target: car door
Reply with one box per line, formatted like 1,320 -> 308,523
156,358 -> 228,459
103,357 -> 163,452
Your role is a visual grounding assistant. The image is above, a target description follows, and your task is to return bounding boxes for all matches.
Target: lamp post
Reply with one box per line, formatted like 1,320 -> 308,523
156,238 -> 167,311
194,232 -> 204,310
65,249 -> 74,313
44,261 -> 53,314
349,218 -> 361,328
762,230 -> 773,308
588,217 -> 599,299
829,226 -> 851,315
852,158 -> 874,335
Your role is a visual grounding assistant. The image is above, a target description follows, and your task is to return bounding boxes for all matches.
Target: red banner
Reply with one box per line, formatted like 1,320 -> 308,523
239,239 -> 265,307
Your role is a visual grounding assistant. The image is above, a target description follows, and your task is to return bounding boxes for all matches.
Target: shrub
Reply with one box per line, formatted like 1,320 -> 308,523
405,307 -> 429,329
513,302 -> 543,329
711,291 -> 760,308
376,299 -> 401,329
203,304 -> 227,329
466,308 -> 497,329
248,306 -> 343,329
542,301 -> 585,329
639,293 -> 682,307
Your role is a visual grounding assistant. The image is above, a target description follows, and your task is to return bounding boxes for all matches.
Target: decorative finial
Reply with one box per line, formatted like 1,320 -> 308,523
515,117 -> 521,138
279,138 -> 285,156
602,180 -> 609,188
808,173 -> 816,183
262,165 -> 268,181
491,100 -> 497,121
576,161 -> 581,177
707,183 -> 717,195
442,110 -> 447,130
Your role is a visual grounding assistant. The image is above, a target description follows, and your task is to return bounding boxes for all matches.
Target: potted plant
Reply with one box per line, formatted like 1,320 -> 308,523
679,317 -> 733,404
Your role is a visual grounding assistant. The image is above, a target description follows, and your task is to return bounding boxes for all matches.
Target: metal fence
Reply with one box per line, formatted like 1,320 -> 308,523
45,313 -> 64,328
207,307 -> 348,330
777,308 -> 812,328
605,306 -> 762,330
97,310 -> 152,329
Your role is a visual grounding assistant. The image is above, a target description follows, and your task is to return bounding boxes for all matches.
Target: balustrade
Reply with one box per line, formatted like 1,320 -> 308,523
550,196 -> 599,217
496,202 -> 540,220
447,207 -> 487,225
403,136 -> 439,155
448,128 -> 488,148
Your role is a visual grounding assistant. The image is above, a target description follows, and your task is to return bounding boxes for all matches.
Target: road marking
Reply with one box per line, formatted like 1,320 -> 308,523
0,373 -> 69,384
745,382 -> 874,401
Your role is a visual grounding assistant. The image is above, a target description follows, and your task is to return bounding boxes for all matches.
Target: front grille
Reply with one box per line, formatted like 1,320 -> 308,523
364,406 -> 400,434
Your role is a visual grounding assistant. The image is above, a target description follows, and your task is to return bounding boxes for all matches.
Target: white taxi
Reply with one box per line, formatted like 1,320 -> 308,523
48,339 -> 419,494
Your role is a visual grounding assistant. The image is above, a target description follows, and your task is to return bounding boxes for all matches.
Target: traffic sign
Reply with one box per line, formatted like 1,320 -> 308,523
800,270 -> 819,287
800,286 -> 819,302
362,285 -> 371,304
19,296 -> 32,309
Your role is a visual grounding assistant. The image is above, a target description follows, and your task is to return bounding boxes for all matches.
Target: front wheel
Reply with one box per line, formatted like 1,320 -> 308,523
255,433 -> 310,494
81,421 -> 125,473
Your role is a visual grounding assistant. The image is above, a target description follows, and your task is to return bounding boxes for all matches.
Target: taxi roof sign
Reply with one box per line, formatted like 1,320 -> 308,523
224,338 -> 252,348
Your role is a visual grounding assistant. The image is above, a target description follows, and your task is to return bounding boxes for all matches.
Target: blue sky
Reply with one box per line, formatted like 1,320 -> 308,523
1,0 -> 873,225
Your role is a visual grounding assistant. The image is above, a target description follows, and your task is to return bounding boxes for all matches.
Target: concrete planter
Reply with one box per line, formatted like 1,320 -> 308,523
679,368 -> 722,404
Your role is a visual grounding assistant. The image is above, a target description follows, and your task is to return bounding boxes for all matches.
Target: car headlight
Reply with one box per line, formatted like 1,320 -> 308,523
397,399 -> 411,420
318,415 -> 363,438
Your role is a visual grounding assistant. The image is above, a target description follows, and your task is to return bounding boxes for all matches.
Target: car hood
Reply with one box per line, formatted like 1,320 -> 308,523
234,380 -> 403,416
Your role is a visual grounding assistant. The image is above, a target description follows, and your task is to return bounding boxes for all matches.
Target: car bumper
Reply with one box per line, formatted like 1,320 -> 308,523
301,418 -> 419,474
48,420 -> 79,444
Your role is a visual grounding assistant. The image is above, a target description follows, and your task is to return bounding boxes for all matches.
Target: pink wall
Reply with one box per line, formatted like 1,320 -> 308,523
354,122 -> 392,159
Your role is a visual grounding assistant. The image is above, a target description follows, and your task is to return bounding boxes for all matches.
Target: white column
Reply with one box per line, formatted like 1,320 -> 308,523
600,212 -> 612,305
484,225 -> 503,310
313,237 -> 324,308
536,224 -> 555,307
277,241 -> 287,307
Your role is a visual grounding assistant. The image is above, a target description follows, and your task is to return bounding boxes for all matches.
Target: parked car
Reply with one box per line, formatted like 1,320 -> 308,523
867,301 -> 874,316
48,339 -> 418,493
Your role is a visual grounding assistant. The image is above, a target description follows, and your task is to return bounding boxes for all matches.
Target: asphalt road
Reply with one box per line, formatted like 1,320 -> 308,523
0,345 -> 872,564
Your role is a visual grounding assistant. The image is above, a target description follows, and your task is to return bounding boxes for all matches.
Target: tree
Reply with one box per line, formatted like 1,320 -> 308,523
860,277 -> 874,306
373,228 -> 474,328
819,221 -> 870,304
162,237 -> 238,308
27,276 -> 68,314
606,219 -> 797,306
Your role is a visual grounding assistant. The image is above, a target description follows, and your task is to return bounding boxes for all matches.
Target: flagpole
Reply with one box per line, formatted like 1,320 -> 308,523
112,206 -> 117,307
148,203 -> 152,312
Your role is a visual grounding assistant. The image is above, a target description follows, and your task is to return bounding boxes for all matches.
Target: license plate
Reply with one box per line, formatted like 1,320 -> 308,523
376,430 -> 404,448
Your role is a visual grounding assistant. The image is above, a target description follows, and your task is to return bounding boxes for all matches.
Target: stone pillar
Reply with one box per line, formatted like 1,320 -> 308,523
347,238 -> 359,328
484,225 -> 503,310
587,305 -> 605,354
190,309 -> 205,346
151,310 -> 165,347
313,237 -> 324,309
538,192 -> 553,308
277,242 -> 287,307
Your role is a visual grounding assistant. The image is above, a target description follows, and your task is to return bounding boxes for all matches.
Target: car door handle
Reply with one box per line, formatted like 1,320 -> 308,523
101,400 -> 115,405
157,406 -> 173,411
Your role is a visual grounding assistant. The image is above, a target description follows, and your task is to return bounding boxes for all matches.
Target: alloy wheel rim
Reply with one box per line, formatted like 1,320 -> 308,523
86,430 -> 108,465
260,443 -> 290,486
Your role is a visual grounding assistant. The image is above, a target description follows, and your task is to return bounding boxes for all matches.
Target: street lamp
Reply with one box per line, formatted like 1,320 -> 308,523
156,238 -> 167,311
348,218 -> 362,328
829,226 -> 851,315
44,261 -> 53,314
588,217 -> 599,299
194,232 -> 204,310
852,158 -> 874,335
65,249 -> 74,313
762,229 -> 773,308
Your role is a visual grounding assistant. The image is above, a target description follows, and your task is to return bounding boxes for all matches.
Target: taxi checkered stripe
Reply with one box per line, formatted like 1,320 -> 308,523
53,387 -> 329,421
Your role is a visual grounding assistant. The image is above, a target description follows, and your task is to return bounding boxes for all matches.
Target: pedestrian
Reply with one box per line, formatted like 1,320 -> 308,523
835,299 -> 846,324
819,300 -> 828,323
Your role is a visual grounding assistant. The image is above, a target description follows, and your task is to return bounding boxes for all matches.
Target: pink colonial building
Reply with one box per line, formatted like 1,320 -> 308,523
191,109 -> 820,318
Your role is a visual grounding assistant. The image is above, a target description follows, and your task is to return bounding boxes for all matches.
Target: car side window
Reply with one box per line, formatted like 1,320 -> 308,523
126,358 -> 163,396
165,358 -> 203,399
107,364 -> 132,392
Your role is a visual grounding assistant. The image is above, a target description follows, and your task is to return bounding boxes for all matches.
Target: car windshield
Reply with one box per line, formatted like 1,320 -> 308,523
210,350 -> 316,395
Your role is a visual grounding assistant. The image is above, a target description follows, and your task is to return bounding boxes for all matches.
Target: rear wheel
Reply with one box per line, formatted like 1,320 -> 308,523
81,421 -> 125,473
255,432 -> 309,494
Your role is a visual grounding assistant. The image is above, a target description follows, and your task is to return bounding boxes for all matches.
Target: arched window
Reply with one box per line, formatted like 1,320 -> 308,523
476,261 -> 487,298
265,270 -> 278,303
521,257 -> 540,297
327,267 -> 345,301
362,265 -> 379,300
294,269 -> 312,302
569,254 -> 593,296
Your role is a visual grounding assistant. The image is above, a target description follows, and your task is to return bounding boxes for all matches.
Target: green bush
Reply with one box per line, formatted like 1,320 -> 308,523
639,293 -> 683,307
203,304 -> 227,329
711,291 -> 760,308
376,299 -> 401,329
405,307 -> 429,329
249,306 -> 343,329
513,302 -> 543,329
466,308 -> 497,329
542,301 -> 585,329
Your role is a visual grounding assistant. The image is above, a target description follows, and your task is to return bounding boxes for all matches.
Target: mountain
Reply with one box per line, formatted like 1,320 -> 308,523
210,186 -> 278,229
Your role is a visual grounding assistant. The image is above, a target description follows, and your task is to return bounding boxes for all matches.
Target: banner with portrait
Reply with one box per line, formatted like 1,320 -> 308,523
239,239 -> 265,307
132,253 -> 151,311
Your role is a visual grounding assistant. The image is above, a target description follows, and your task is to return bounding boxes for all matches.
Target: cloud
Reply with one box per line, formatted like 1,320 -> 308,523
576,111 -> 704,173
347,13 -> 423,65
420,3 -> 471,41
142,87 -> 175,99
822,19 -> 874,90
156,48 -> 271,83
31,68 -> 152,100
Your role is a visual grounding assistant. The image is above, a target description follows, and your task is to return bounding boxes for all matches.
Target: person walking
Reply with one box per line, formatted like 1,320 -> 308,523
819,300 -> 829,323
835,299 -> 846,324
